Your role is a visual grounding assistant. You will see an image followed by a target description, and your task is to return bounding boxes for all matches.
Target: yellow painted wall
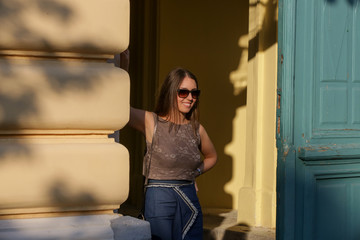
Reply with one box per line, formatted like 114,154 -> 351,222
157,0 -> 278,228
237,0 -> 278,228
121,0 -> 277,229
157,0 -> 249,210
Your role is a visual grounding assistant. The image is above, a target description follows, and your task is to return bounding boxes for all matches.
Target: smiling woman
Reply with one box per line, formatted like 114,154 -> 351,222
128,67 -> 217,240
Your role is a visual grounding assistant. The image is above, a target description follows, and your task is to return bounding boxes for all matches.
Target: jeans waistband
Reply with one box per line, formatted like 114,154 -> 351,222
147,179 -> 193,186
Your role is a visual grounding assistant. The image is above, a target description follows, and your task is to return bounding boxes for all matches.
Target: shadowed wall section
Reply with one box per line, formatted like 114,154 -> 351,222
0,0 -> 130,217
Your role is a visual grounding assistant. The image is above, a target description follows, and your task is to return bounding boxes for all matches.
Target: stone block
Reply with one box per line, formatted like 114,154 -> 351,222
0,0 -> 129,54
0,141 -> 129,215
0,58 -> 130,133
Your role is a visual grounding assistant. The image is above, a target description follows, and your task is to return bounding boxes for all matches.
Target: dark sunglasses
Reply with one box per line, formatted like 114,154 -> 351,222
177,89 -> 201,99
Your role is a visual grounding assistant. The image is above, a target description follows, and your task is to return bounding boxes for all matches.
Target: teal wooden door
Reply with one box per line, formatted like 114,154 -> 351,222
277,0 -> 360,239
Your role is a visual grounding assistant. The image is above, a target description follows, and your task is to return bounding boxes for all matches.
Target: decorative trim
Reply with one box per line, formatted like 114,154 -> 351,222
298,144 -> 360,161
173,187 -> 198,240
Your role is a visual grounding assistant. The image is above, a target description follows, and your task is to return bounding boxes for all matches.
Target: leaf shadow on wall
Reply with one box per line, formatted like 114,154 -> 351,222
0,0 -> 123,222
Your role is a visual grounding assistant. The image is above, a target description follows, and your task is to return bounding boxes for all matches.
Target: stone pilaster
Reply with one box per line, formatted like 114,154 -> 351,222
0,0 -> 132,223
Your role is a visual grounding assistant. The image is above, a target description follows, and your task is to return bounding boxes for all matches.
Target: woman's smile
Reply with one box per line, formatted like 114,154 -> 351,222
177,76 -> 197,115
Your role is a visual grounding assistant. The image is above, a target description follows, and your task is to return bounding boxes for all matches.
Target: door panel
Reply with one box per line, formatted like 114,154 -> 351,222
297,159 -> 360,240
315,0 -> 354,132
295,0 -> 360,239
278,0 -> 360,239
296,0 -> 360,145
315,176 -> 360,240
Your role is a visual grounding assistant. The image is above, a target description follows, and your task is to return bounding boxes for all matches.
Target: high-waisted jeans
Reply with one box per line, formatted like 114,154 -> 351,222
144,179 -> 203,240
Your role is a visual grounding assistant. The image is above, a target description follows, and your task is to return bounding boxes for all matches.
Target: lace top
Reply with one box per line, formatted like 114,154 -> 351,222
143,113 -> 202,181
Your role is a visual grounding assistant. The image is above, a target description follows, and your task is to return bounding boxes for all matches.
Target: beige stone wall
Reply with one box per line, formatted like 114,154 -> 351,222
0,0 -> 130,217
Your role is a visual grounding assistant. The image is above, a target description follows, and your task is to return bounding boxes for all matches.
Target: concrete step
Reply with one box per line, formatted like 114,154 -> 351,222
0,214 -> 151,240
203,209 -> 275,240
119,205 -> 276,239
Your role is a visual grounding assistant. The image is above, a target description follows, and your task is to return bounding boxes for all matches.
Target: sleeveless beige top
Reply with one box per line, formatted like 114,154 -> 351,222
143,113 -> 202,181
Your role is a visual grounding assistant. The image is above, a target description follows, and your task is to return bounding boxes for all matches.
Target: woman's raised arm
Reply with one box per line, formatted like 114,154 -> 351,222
128,107 -> 155,140
128,107 -> 146,134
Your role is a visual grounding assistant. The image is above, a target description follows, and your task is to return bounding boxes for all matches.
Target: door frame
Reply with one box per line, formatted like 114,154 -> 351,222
276,0 -> 297,239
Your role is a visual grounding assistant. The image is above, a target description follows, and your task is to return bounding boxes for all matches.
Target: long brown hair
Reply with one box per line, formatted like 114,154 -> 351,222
154,67 -> 200,132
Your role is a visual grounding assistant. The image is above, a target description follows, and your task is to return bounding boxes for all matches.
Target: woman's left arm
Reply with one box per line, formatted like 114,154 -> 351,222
198,124 -> 217,174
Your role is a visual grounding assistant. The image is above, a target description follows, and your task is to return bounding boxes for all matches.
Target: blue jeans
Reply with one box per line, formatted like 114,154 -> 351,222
144,180 -> 203,240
